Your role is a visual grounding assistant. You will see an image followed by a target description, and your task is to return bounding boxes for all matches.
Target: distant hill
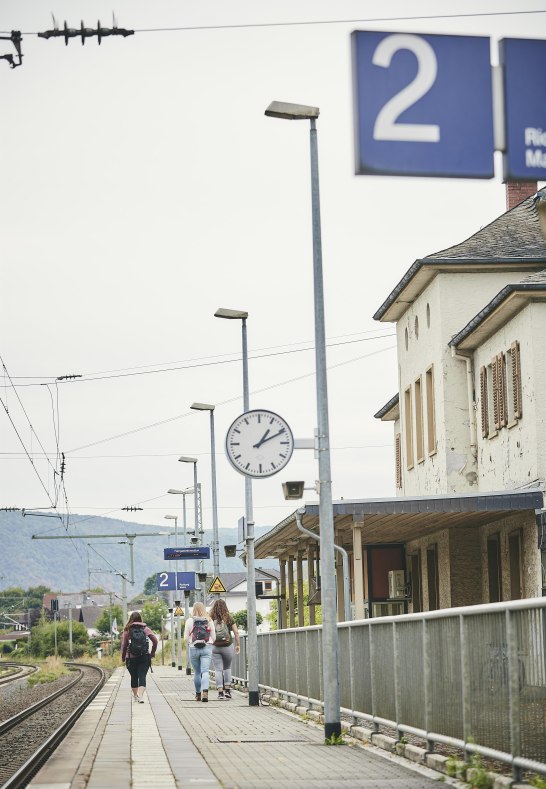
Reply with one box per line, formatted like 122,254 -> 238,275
0,512 -> 277,596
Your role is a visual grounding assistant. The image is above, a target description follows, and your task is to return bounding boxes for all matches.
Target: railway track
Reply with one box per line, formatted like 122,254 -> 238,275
0,663 -> 38,686
0,662 -> 106,789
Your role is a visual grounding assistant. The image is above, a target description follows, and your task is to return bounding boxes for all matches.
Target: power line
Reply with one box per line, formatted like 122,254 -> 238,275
4,8 -> 544,37
9,333 -> 395,387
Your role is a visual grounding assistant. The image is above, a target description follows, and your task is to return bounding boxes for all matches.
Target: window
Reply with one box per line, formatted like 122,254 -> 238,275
508,531 -> 522,600
487,533 -> 502,603
405,327 -> 409,350
404,386 -> 414,469
415,376 -> 424,463
425,365 -> 436,455
426,303 -> 431,328
395,432 -> 402,488
482,343 -> 522,438
427,545 -> 439,610
414,315 -> 419,339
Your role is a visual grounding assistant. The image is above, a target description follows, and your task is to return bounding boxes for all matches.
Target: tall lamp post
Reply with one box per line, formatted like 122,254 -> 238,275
179,457 -> 203,601
164,514 -> 179,668
214,307 -> 259,707
264,100 -> 340,738
190,402 -> 220,582
168,486 -> 194,618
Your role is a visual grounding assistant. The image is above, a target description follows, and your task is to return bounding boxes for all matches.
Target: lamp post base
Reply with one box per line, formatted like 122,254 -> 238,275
248,690 -> 259,706
324,722 -> 341,740
186,666 -> 192,675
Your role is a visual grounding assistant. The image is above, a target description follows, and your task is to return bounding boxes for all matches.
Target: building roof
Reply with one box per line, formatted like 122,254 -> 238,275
218,569 -> 280,592
374,393 -> 399,421
449,269 -> 546,350
374,188 -> 546,323
254,488 -> 543,560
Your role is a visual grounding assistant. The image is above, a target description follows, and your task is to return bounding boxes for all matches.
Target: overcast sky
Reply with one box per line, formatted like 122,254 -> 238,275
1,1 -> 545,555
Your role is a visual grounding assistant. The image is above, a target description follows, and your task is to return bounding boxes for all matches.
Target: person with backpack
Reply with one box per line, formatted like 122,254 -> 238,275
184,602 -> 215,702
210,598 -> 240,700
121,611 -> 158,703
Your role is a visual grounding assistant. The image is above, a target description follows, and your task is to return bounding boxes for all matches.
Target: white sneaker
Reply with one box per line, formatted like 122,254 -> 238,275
137,698 -> 145,703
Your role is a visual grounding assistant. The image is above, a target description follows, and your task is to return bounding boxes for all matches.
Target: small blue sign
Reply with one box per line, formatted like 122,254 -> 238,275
164,546 -> 210,560
352,31 -> 494,178
157,571 -> 196,591
501,38 -> 546,181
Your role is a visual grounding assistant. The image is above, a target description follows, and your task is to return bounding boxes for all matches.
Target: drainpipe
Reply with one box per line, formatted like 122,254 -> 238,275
451,347 -> 478,463
295,508 -> 351,622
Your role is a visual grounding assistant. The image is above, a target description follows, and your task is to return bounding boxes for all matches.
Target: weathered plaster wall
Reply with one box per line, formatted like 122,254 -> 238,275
448,526 -> 482,607
474,304 -> 546,491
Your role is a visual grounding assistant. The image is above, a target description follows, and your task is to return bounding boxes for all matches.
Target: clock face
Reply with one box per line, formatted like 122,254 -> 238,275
225,409 -> 294,478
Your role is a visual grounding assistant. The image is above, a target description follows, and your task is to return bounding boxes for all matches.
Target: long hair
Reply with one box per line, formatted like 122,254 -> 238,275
192,601 -> 209,619
209,598 -> 232,625
123,611 -> 142,632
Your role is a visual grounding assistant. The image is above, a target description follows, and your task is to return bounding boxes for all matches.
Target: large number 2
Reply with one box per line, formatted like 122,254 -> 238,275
158,572 -> 169,587
372,34 -> 440,143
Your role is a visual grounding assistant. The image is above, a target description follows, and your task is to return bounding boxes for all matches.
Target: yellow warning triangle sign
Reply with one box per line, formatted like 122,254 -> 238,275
208,576 -> 227,594
174,607 -> 184,617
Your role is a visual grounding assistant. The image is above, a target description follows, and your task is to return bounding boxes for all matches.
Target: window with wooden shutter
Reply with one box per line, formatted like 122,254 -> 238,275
395,433 -> 402,488
492,356 -> 500,430
480,366 -> 488,438
404,386 -> 414,470
425,365 -> 436,455
498,352 -> 508,427
511,341 -> 522,419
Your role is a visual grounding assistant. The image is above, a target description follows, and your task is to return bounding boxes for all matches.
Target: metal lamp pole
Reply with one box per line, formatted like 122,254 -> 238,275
264,100 -> 340,738
179,457 -> 202,602
214,307 -> 259,706
164,515 -> 179,668
190,403 -> 220,582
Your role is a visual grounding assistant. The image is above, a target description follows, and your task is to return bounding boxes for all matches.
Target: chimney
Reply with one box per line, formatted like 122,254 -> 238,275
506,181 -> 537,211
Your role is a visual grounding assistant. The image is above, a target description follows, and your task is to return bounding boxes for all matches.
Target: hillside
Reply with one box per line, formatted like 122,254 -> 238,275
0,511 -> 277,596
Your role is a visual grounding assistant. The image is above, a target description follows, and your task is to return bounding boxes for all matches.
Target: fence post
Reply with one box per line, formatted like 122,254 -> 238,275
459,613 -> 471,751
506,608 -> 522,782
369,623 -> 379,733
349,624 -> 357,724
423,618 -> 434,752
393,621 -> 402,740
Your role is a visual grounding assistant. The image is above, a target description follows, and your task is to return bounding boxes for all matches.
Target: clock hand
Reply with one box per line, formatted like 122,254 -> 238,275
253,429 -> 270,449
256,429 -> 286,446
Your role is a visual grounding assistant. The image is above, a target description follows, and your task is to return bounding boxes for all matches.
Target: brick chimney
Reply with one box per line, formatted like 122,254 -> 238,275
506,181 -> 537,210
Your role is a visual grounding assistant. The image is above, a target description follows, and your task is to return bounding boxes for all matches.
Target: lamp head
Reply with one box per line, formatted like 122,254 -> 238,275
164,515 -> 177,520
191,402 -> 215,412
265,101 -> 320,120
214,307 -> 248,320
178,456 -> 198,464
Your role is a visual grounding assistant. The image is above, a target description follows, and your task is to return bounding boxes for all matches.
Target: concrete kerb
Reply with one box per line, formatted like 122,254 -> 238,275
256,688 -> 536,788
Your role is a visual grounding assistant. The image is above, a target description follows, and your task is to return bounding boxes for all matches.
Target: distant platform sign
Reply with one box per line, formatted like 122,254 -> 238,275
500,38 -> 546,181
157,571 -> 196,591
208,576 -> 227,594
164,547 -> 210,560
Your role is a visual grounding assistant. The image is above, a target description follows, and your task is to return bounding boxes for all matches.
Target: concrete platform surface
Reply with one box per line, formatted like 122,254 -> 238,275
29,665 -> 457,788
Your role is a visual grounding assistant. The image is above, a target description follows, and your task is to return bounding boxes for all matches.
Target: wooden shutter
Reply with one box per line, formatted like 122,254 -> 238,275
480,365 -> 488,437
492,356 -> 500,430
511,341 -> 522,419
498,353 -> 508,427
395,433 -> 402,488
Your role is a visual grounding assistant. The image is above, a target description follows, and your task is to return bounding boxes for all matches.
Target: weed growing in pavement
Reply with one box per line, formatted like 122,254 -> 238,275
530,777 -> 546,789
446,753 -> 491,788
325,732 -> 345,746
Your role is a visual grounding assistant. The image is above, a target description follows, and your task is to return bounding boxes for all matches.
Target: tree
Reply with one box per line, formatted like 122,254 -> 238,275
94,605 -> 123,636
141,599 -> 168,631
143,574 -> 158,596
29,620 -> 88,658
232,609 -> 263,632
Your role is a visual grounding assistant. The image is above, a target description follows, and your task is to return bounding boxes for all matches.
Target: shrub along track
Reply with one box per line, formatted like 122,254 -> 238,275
0,662 -> 106,788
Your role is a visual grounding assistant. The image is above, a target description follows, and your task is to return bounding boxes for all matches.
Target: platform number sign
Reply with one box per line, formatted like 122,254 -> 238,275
352,31 -> 495,178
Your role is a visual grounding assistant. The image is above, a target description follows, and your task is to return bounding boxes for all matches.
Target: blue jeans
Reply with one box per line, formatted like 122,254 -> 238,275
189,644 -> 212,692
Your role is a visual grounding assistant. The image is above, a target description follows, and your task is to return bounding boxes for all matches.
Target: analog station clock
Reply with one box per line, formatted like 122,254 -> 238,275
225,409 -> 294,478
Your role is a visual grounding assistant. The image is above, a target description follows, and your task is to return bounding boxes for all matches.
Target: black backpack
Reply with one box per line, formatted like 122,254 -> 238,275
190,617 -> 210,648
129,625 -> 149,657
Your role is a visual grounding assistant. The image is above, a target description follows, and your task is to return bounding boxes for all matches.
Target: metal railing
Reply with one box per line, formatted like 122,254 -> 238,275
233,598 -> 546,780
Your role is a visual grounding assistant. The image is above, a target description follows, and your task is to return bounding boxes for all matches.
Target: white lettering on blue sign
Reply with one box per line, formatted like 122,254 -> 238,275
525,127 -> 546,147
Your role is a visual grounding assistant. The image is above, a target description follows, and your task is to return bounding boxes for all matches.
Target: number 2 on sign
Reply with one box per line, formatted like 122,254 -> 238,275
372,34 -> 440,143
158,572 -> 170,587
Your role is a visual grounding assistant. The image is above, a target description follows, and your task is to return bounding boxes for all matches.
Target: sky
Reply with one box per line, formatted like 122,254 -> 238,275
1,1 -> 545,565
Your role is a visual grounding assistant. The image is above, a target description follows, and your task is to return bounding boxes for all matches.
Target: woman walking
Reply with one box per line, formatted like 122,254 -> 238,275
121,611 -> 158,703
184,602 -> 216,702
210,598 -> 240,700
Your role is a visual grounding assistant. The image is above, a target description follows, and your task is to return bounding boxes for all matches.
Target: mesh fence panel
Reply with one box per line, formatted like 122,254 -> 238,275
396,619 -> 426,730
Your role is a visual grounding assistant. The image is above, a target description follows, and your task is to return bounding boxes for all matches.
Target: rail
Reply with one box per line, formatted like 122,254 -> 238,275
232,598 -> 546,781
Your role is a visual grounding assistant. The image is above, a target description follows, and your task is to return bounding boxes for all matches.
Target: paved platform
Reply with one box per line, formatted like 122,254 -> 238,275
29,665 -> 460,788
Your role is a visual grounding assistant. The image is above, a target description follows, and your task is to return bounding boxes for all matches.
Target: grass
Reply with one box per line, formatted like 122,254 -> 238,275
27,656 -> 70,687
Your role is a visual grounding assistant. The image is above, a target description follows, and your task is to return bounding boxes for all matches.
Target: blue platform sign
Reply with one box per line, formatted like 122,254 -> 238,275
500,38 -> 546,181
157,571 -> 196,591
352,31 -> 494,178
164,546 -> 210,560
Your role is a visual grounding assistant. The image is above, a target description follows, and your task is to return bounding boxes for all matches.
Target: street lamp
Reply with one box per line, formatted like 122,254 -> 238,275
265,99 -> 340,739
190,402 -> 220,582
178,456 -> 203,602
167,488 -> 194,548
214,306 -> 259,707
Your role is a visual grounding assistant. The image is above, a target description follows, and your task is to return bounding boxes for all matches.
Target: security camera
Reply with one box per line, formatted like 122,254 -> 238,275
282,481 -> 305,500
190,536 -> 199,545
224,544 -> 237,557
